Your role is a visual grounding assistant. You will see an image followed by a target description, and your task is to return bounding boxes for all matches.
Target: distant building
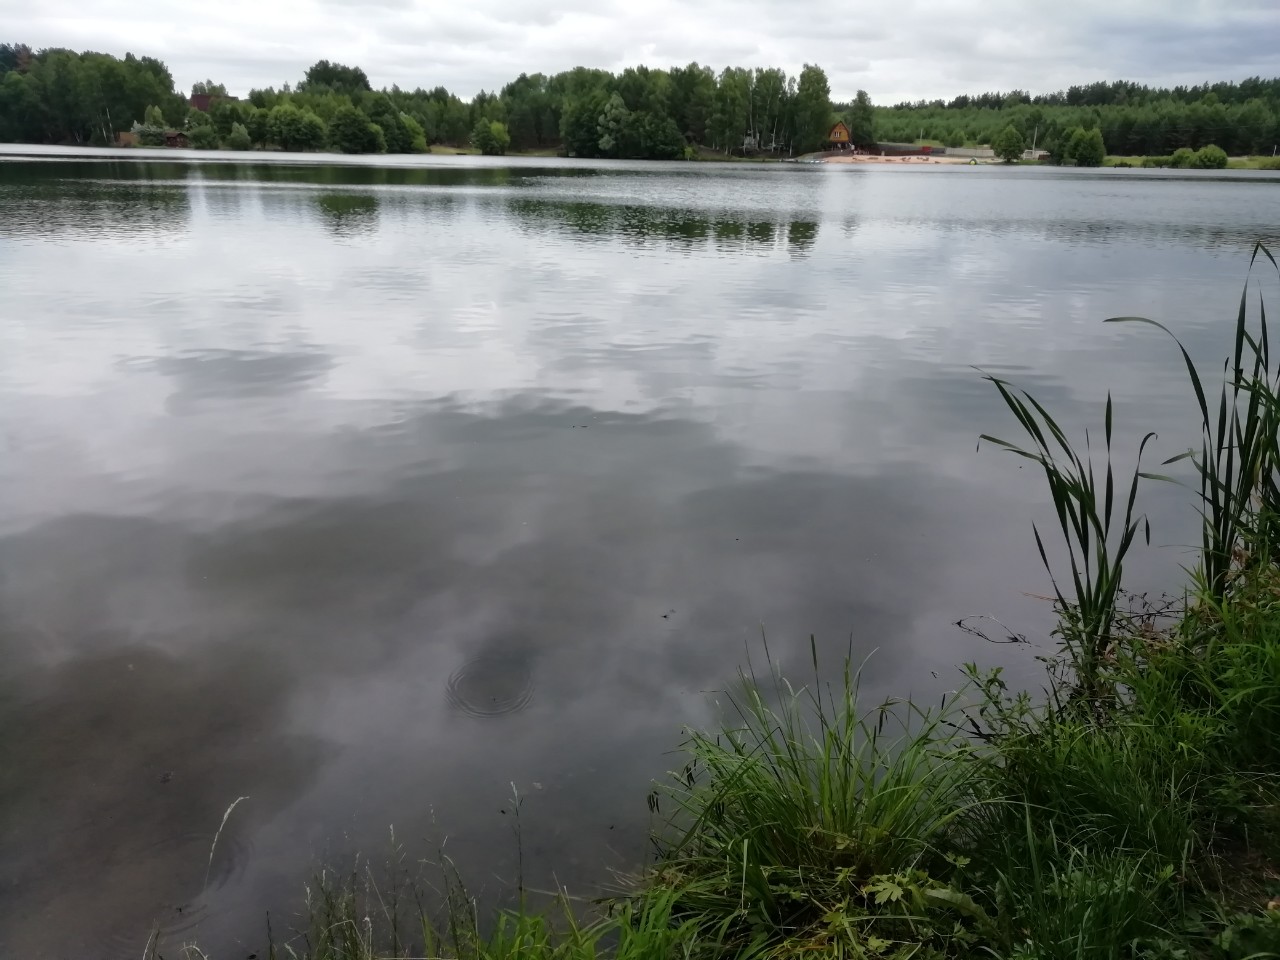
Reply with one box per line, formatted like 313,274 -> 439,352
164,130 -> 190,148
827,121 -> 852,149
189,93 -> 239,112
116,130 -> 138,147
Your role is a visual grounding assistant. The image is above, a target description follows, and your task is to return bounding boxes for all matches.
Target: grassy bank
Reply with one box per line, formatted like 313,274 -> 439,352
440,146 -> 562,158
1105,154 -> 1280,170
172,248 -> 1280,960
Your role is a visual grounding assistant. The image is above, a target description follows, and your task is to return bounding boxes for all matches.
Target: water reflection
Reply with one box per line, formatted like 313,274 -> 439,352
150,348 -> 336,414
0,173 -> 190,241
509,198 -> 822,254
316,193 -> 381,238
0,151 -> 1270,956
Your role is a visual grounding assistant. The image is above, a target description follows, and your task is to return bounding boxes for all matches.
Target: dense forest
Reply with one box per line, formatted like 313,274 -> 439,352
2,41 -> 1278,160
874,78 -> 1280,156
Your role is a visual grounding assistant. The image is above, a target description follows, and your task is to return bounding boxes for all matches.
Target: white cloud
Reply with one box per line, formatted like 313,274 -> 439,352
5,0 -> 1278,102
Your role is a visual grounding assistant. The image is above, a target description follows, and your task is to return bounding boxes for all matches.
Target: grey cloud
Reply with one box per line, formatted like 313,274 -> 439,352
3,0 -> 1277,102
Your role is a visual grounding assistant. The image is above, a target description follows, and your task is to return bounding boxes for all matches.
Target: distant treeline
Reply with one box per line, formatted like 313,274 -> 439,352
0,44 -> 836,158
2,42 -> 1278,159
877,79 -> 1280,157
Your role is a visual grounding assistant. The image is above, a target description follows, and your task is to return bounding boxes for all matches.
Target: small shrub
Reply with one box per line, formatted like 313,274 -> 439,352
131,122 -> 165,147
1170,147 -> 1196,168
1192,144 -> 1228,169
1142,155 -> 1173,168
189,124 -> 220,149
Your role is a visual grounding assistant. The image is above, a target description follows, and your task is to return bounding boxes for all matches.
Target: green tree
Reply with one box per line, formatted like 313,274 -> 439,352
246,106 -> 270,145
845,89 -> 875,145
209,98 -> 243,136
560,90 -> 606,157
709,67 -> 749,152
472,118 -> 510,155
596,92 -> 630,156
364,94 -> 416,152
993,123 -> 1026,162
1067,126 -> 1105,165
295,109 -> 328,150
792,64 -> 831,154
186,106 -> 211,129
300,60 -> 370,96
189,123 -> 219,149
267,103 -> 327,151
400,112 -> 427,152
329,104 -> 383,153
226,121 -> 251,150
1192,143 -> 1228,168
191,79 -> 227,96
669,62 -> 715,144
144,103 -> 165,127
627,111 -> 684,159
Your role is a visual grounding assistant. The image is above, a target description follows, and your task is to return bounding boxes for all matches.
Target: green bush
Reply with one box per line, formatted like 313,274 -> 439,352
225,122 -> 251,151
472,118 -> 511,155
188,124 -> 220,149
1069,127 -> 1106,166
1141,155 -> 1173,168
1170,147 -> 1196,168
1193,144 -> 1229,169
131,122 -> 165,147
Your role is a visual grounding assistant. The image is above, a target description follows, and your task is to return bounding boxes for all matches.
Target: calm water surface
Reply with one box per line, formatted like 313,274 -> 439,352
2,145 -> 1278,957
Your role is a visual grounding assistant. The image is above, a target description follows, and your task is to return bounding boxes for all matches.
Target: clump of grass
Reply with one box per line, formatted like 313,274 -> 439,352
640,642 -> 993,957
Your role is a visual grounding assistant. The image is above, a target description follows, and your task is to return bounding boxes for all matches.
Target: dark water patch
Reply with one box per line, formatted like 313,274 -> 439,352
0,646 -> 326,959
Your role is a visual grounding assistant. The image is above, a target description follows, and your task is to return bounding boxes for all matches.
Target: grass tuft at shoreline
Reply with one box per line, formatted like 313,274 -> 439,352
165,247 -> 1280,960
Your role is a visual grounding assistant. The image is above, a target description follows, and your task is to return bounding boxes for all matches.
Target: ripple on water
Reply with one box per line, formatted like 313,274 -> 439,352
445,654 -> 534,718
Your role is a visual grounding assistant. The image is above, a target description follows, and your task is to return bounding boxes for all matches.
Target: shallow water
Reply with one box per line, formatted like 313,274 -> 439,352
1,145 -> 1278,957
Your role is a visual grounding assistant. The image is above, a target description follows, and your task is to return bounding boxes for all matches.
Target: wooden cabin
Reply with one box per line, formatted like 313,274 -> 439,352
827,121 -> 852,149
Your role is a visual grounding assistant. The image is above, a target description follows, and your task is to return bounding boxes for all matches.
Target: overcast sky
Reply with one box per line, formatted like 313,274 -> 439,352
7,0 -> 1279,103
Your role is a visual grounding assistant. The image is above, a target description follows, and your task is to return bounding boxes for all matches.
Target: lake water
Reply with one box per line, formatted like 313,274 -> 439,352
2,145 -> 1278,957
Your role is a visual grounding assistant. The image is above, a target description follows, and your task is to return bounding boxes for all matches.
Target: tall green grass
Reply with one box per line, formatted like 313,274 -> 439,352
1109,243 -> 1280,601
980,388 -> 1154,703
644,644 -> 986,956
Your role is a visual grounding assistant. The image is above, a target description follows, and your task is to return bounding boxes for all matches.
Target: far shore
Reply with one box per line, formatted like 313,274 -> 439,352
820,153 -> 985,165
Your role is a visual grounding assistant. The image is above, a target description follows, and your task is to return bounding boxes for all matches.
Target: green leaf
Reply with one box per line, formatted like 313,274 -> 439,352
865,878 -> 904,905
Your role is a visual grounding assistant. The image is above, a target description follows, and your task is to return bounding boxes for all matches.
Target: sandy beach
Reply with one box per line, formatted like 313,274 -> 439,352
821,153 -> 983,164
